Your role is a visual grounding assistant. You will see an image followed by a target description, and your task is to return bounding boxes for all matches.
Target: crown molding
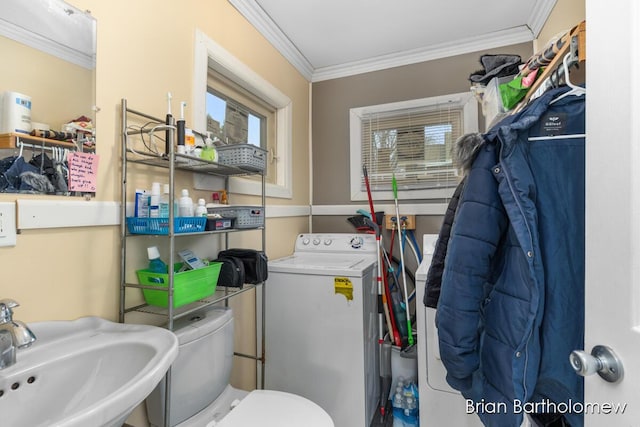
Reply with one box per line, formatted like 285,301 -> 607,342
228,0 -> 314,81
0,0 -> 95,70
312,26 -> 534,82
527,0 -> 558,37
229,0 -> 543,83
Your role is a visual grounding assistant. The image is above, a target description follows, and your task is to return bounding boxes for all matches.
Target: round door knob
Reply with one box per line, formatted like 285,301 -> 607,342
570,345 -> 623,383
569,350 -> 600,377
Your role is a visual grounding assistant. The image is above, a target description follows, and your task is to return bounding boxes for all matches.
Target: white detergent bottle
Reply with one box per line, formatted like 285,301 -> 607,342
178,189 -> 194,217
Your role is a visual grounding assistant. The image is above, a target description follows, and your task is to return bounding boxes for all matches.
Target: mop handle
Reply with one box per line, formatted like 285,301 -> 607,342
393,176 -> 414,346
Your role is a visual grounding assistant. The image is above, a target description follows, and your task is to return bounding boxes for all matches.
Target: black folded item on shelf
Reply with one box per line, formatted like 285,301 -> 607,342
217,248 -> 268,285
214,256 -> 245,288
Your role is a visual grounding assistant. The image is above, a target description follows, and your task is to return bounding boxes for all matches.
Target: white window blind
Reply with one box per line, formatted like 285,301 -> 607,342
350,93 -> 478,201
362,106 -> 462,191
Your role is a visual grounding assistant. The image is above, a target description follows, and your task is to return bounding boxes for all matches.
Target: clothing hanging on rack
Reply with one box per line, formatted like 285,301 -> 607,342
435,85 -> 586,427
0,143 -> 71,194
1,154 -> 50,193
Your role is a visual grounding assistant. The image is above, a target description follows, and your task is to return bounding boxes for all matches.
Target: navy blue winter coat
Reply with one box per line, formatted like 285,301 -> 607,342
436,86 -> 585,427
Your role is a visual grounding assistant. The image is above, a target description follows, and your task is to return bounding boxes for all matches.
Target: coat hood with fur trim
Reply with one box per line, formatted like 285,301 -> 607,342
454,132 -> 485,177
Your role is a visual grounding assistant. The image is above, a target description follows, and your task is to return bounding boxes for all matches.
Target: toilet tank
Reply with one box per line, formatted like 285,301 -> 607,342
147,307 -> 234,427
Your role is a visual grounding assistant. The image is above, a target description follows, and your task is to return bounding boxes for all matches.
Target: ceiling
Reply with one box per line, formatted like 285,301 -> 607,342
229,0 -> 557,82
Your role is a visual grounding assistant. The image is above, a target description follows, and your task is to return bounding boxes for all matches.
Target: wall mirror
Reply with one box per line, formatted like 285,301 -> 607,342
0,0 -> 96,196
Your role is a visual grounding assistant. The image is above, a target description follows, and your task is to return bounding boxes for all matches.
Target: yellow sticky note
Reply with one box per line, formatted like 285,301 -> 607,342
334,277 -> 353,301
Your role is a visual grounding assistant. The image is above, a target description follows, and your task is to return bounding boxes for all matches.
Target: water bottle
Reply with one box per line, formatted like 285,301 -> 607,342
392,378 -> 419,426
405,396 -> 418,426
392,392 -> 405,427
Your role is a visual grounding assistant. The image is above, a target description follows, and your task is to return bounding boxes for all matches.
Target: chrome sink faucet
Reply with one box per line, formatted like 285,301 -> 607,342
0,299 -> 36,369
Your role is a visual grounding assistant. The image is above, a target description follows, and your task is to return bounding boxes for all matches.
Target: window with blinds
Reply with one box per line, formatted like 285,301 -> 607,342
350,93 -> 478,201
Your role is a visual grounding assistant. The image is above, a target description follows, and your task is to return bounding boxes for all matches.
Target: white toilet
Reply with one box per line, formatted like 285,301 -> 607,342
146,306 -> 334,427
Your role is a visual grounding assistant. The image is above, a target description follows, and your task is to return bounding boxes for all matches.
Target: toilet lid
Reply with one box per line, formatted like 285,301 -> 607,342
215,390 -> 334,427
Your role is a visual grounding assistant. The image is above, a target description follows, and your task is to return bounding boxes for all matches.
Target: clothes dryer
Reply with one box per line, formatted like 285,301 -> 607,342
415,234 -> 482,426
265,233 -> 380,427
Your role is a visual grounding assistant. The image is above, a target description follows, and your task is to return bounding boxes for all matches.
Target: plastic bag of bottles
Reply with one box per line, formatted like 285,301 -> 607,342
391,377 -> 419,426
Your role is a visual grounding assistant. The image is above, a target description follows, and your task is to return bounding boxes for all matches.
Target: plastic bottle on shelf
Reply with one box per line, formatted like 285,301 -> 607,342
148,182 -> 161,218
178,189 -> 194,217
185,128 -> 195,155
147,246 -> 168,274
195,198 -> 208,217
219,189 -> 228,205
159,184 -> 170,218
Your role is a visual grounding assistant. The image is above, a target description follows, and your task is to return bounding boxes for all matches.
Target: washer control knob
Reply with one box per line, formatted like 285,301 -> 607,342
313,238 -> 321,245
350,236 -> 364,249
324,239 -> 332,246
302,238 -> 310,245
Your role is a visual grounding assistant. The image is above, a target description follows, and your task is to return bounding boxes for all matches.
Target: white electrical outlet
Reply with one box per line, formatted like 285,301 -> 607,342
0,202 -> 17,247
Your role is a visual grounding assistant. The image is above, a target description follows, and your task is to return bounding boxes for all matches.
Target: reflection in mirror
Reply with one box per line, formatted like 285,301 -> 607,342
0,0 -> 96,196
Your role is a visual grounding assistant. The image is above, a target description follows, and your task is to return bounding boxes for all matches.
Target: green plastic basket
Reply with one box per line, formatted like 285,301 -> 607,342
136,262 -> 222,308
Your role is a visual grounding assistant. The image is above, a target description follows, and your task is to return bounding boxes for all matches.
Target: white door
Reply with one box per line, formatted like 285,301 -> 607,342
583,1 -> 640,424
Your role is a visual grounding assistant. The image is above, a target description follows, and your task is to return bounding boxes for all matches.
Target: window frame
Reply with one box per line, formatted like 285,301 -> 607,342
193,29 -> 293,199
349,92 -> 478,201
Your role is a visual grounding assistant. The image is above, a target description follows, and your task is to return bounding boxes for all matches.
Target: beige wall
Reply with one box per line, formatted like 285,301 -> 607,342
0,0 -> 310,313
0,1 -> 310,424
0,37 -> 94,130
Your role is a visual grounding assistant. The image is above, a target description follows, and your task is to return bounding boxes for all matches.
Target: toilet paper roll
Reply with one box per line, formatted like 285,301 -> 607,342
0,91 -> 32,134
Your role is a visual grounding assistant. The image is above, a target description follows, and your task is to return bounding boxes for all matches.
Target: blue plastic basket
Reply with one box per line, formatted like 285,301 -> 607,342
126,217 -> 207,235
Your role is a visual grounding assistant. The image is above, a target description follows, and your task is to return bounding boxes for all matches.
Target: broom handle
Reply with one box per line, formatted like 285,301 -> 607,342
393,175 -> 414,346
363,165 -> 376,222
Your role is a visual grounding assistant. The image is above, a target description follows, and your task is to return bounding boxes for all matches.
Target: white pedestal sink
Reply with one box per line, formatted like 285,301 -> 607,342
0,317 -> 178,427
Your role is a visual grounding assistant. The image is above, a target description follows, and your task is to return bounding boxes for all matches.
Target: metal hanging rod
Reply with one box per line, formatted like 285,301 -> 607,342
16,140 -> 78,153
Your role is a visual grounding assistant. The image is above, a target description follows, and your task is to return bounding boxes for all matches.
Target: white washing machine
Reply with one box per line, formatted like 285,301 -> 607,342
416,235 -> 482,426
265,233 -> 380,427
